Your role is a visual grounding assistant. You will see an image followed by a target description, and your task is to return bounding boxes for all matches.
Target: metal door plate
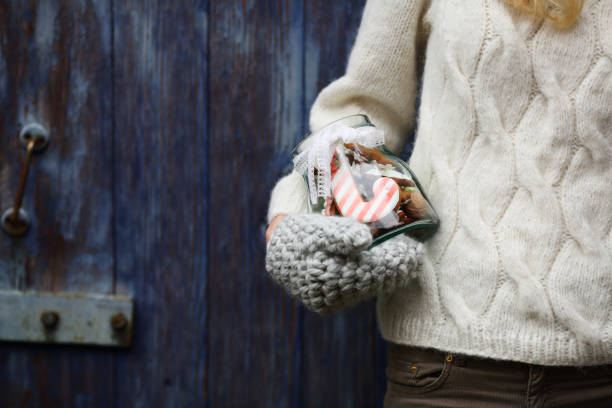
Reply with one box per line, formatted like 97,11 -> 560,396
0,290 -> 133,347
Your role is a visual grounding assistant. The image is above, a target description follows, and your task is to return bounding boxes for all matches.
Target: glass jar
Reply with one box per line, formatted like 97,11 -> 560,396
291,114 -> 439,247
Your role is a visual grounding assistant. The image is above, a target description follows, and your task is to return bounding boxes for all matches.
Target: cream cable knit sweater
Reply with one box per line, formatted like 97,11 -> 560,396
267,0 -> 612,366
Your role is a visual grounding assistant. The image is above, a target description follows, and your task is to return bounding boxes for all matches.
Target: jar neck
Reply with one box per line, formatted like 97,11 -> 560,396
291,114 -> 374,158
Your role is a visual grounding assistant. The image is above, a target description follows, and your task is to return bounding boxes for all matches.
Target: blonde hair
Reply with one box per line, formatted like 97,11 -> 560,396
506,0 -> 585,28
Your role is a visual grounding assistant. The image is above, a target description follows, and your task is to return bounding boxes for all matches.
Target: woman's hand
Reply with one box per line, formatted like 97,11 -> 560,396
265,213 -> 424,315
266,214 -> 287,244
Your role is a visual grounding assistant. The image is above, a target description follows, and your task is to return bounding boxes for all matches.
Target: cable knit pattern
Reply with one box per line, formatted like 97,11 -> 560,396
267,0 -> 612,366
265,214 -> 424,315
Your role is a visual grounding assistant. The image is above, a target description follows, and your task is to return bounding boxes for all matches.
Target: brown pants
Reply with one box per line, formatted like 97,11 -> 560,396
384,342 -> 612,407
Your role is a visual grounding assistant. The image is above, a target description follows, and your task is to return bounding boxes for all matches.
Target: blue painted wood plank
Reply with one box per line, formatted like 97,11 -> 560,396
0,1 -> 116,407
207,0 -> 305,406
0,0 -> 115,294
302,1 -> 389,407
0,1 -> 395,406
112,1 -> 209,406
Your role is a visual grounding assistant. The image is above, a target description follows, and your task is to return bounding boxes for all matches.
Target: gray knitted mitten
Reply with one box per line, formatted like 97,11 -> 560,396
265,213 -> 424,315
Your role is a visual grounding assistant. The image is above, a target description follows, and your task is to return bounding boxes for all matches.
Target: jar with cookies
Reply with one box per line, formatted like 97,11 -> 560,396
292,114 -> 439,248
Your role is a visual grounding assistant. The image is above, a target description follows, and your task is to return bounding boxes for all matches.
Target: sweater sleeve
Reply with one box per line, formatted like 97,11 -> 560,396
267,0 -> 431,225
310,0 -> 431,155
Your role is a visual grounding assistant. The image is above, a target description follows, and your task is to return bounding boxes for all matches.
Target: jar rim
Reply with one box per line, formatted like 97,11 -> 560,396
291,114 -> 375,158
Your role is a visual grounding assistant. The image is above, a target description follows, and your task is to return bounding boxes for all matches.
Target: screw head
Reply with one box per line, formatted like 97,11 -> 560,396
1,208 -> 30,236
19,123 -> 49,152
40,311 -> 60,329
110,313 -> 128,331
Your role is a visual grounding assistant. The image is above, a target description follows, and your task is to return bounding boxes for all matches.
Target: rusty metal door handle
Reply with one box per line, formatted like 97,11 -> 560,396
1,123 -> 50,236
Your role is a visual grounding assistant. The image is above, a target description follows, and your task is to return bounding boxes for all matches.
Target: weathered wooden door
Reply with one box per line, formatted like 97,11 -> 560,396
0,1 -> 391,406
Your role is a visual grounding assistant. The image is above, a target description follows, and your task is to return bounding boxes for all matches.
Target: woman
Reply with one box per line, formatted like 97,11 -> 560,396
266,0 -> 612,405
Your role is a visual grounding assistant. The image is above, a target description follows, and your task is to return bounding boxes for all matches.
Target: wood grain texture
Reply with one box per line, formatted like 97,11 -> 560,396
112,0 -> 209,406
0,1 -> 115,407
207,0 -> 305,406
0,0 -> 391,406
0,0 -> 114,294
302,2 -> 388,407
